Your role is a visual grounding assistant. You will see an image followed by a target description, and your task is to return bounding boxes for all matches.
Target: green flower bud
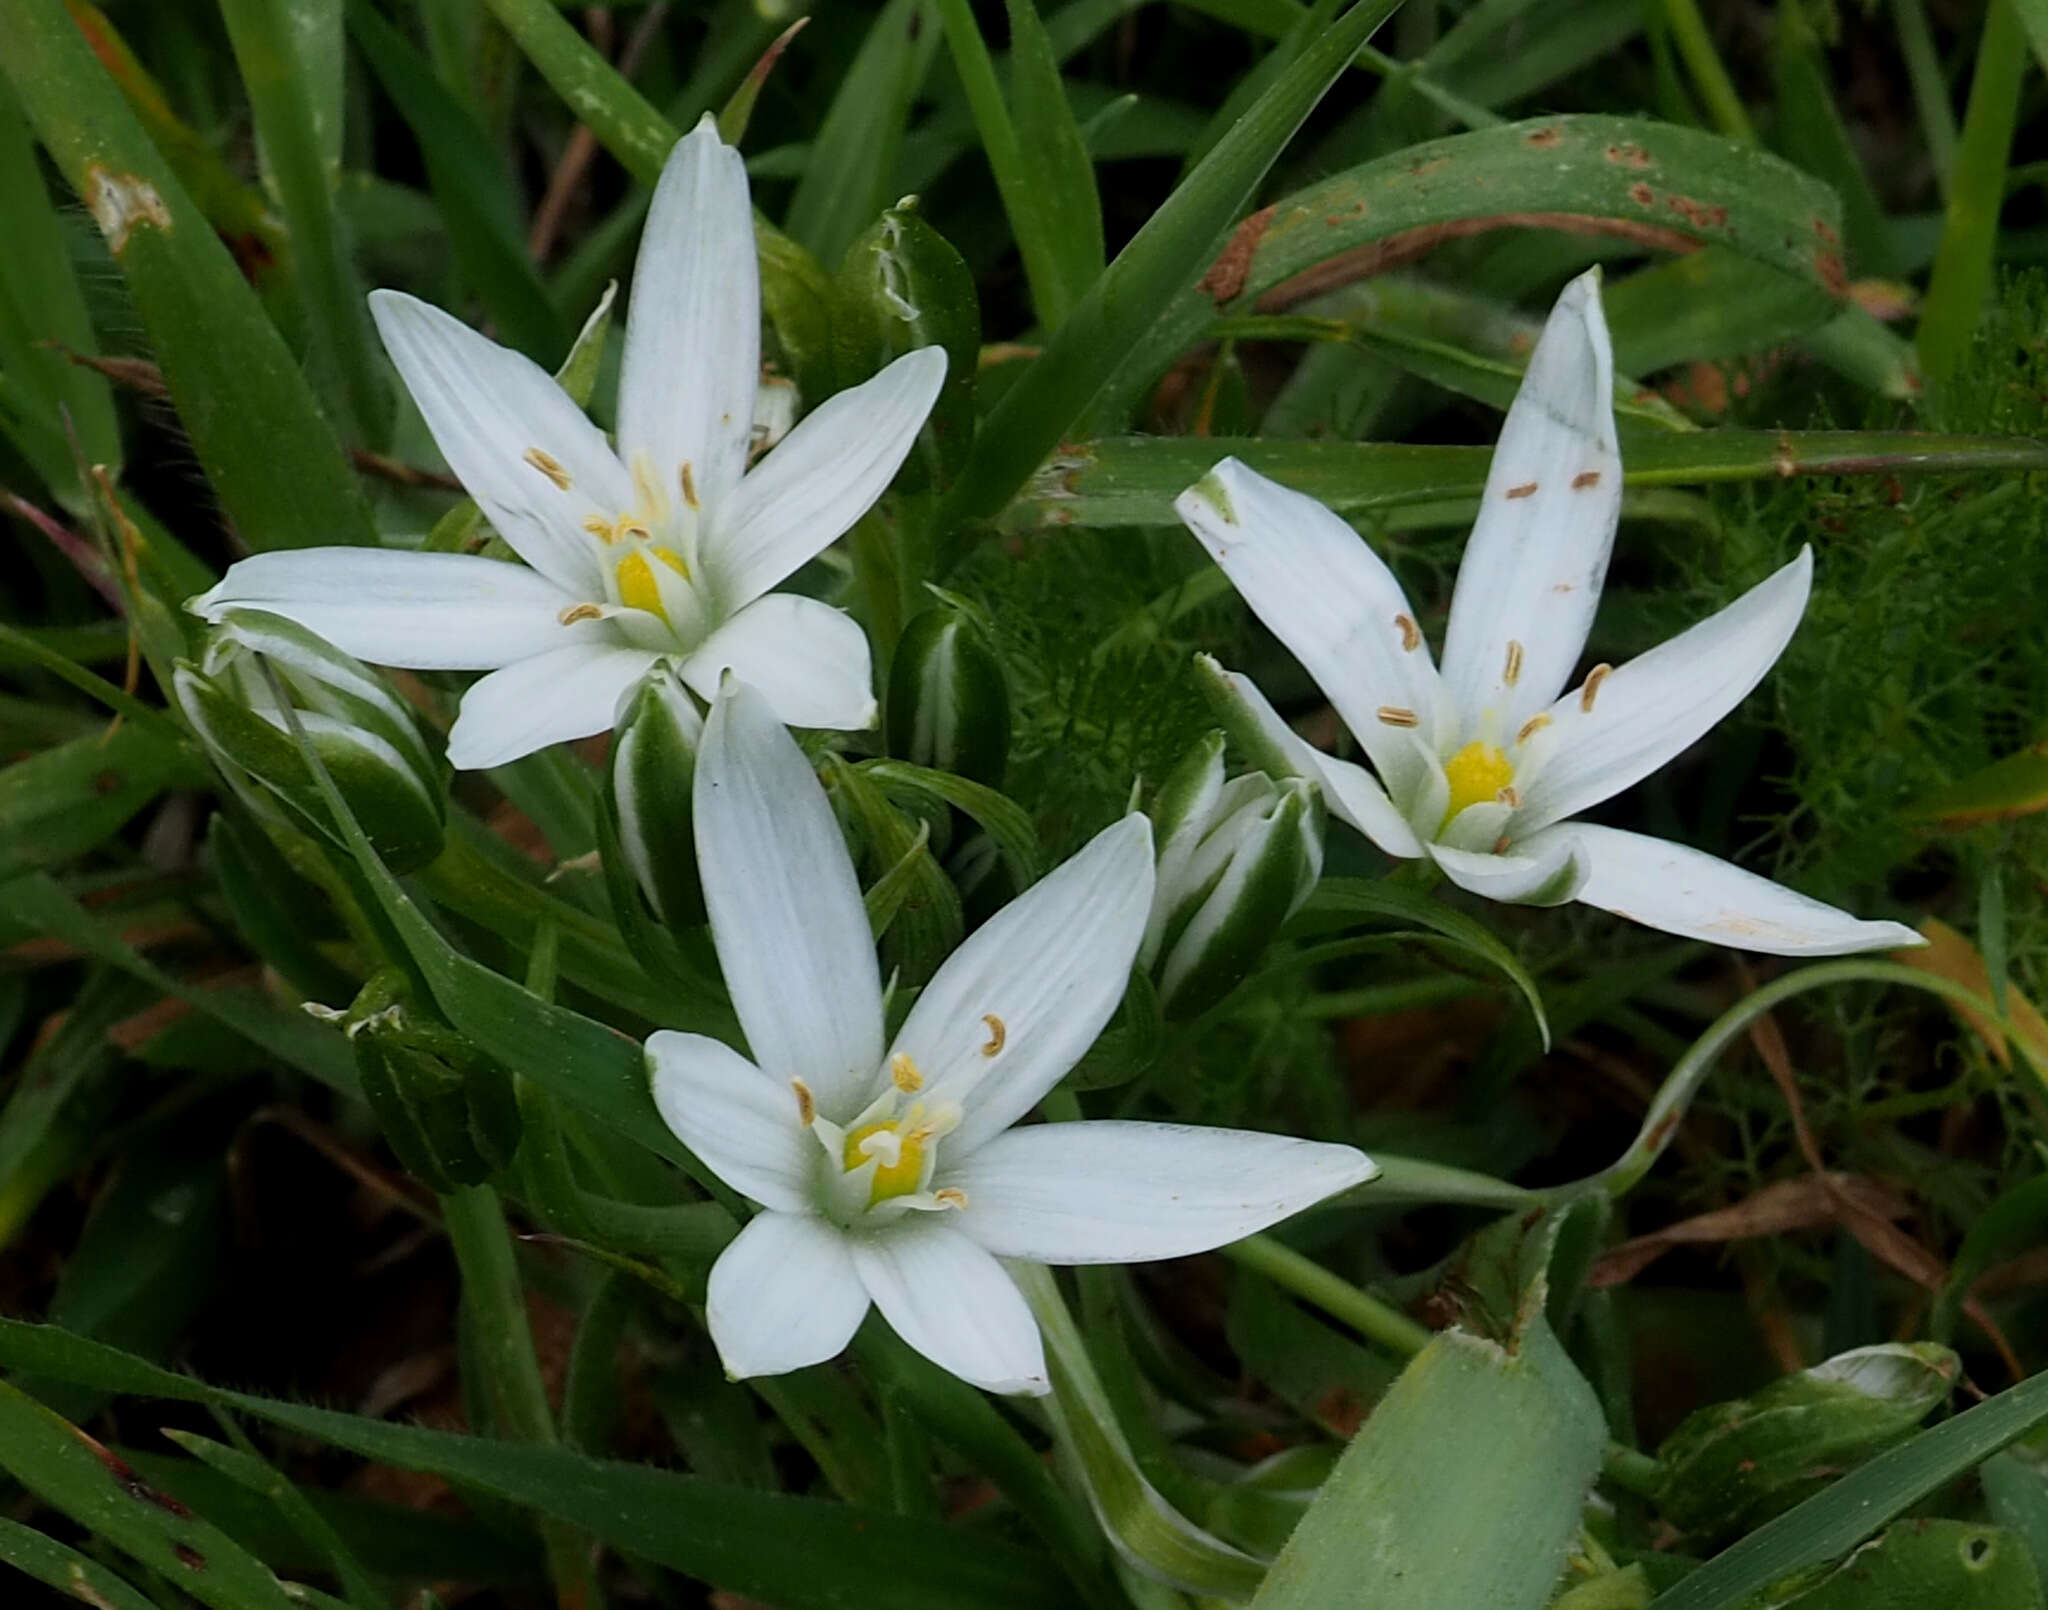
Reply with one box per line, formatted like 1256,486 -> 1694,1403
606,661 -> 706,926
337,983 -> 522,1192
1142,731 -> 1324,1016
833,198 -> 979,490
172,607 -> 445,872
886,597 -> 1011,787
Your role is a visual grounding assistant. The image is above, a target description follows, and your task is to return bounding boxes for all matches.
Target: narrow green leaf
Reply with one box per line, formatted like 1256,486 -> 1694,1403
0,0 -> 376,551
0,1515 -> 165,1610
941,0 -> 1407,532
1005,0 -> 1106,320
0,725 -> 205,881
475,0 -> 677,183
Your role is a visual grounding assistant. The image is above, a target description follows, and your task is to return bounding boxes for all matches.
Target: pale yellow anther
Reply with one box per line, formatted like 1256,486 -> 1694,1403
1394,613 -> 1421,653
557,602 -> 603,625
618,520 -> 652,544
523,447 -> 572,490
1376,706 -> 1419,728
981,1014 -> 1006,1057
1579,663 -> 1613,713
584,516 -> 620,544
933,1187 -> 968,1210
792,1078 -> 816,1126
845,1114 -> 928,1204
680,461 -> 700,510
891,1053 -> 923,1093
1442,741 -> 1515,822
1516,712 -> 1552,745
1497,785 -> 1521,808
1503,639 -> 1524,687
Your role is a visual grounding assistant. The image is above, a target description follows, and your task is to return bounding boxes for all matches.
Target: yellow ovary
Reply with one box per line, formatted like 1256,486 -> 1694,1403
843,1115 -> 930,1204
1442,740 -> 1515,822
613,545 -> 692,622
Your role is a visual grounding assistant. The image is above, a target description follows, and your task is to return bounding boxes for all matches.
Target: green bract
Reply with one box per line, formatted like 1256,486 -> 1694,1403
606,661 -> 705,927
171,606 -> 446,872
886,597 -> 1012,787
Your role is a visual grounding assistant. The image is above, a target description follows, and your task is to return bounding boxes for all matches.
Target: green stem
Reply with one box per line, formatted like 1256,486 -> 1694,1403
1220,1235 -> 1432,1358
1656,0 -> 1756,142
1917,0 -> 2027,385
1601,1443 -> 1664,1498
442,1184 -> 600,1610
1890,0 -> 1958,193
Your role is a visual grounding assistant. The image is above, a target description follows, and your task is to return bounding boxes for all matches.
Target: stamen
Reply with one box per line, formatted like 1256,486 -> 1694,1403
1571,470 -> 1602,490
583,516 -> 619,544
1503,639 -> 1523,687
792,1078 -> 815,1126
933,1188 -> 968,1210
1497,785 -> 1521,808
981,1014 -> 1005,1057
1516,712 -> 1552,745
523,447 -> 572,490
891,1053 -> 923,1093
618,520 -> 652,543
680,461 -> 700,510
1376,706 -> 1419,728
1579,663 -> 1613,713
1493,834 -> 1513,853
1505,481 -> 1539,499
557,602 -> 603,625
1394,613 -> 1421,653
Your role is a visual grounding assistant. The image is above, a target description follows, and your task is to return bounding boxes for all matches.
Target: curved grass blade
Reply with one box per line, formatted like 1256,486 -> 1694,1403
0,0 -> 375,552
0,1514 -> 166,1610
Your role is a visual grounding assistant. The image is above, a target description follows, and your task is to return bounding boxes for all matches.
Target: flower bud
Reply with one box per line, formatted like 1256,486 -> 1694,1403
606,661 -> 706,926
886,597 -> 1011,787
172,607 -> 445,871
337,985 -> 522,1192
833,198 -> 979,490
1141,732 -> 1323,1016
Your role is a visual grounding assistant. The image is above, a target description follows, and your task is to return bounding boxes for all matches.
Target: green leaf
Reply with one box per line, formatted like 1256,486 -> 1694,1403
1302,877 -> 1548,1048
0,1321 -> 1079,1610
860,758 -> 1047,886
0,1515 -> 165,1610
1003,429 -> 2048,530
785,0 -> 937,269
0,1380 -> 304,1610
0,724 -> 205,881
1646,1370 -> 2048,1610
1765,1520 -> 2044,1610
941,0 -> 1407,533
1251,1319 -> 1604,1610
0,0 -> 376,552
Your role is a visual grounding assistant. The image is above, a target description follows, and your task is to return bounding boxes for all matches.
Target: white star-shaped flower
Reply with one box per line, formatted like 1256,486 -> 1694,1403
1176,270 -> 1919,956
191,115 -> 943,769
647,680 -> 1376,1394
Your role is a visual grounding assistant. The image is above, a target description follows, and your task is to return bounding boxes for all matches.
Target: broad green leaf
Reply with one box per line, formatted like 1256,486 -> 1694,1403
0,0 -> 376,551
1739,1521 -> 2042,1610
0,1321 -> 1079,1610
1227,1267 -> 1401,1439
1654,1344 -> 1960,1543
1251,1319 -> 1604,1610
1984,1447 -> 2048,1595
1602,246 -> 1837,376
0,1380 -> 304,1610
785,0 -> 937,269
1002,430 -> 2048,530
941,0 -> 1408,533
1076,113 -> 1847,443
0,1515 -> 165,1610
1646,1363 -> 2048,1610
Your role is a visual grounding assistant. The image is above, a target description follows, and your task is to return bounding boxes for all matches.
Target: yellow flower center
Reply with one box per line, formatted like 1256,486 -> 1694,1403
843,1113 -> 932,1205
1442,740 -> 1515,822
614,545 -> 691,622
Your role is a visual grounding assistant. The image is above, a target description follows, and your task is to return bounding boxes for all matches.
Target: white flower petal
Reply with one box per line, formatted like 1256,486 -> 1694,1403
1559,823 -> 1923,954
695,679 -> 884,1117
947,1121 -> 1377,1263
370,291 -> 629,596
192,549 -> 602,670
899,815 -> 1155,1157
1438,270 -> 1622,734
1430,830 -> 1589,906
851,1218 -> 1047,1395
708,347 -> 948,609
708,1211 -> 870,1378
679,594 -> 877,732
646,1031 -> 815,1211
617,116 -> 759,519
446,643 -> 656,768
1209,662 -> 1423,858
1512,549 -> 1813,833
1177,458 -> 1444,804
